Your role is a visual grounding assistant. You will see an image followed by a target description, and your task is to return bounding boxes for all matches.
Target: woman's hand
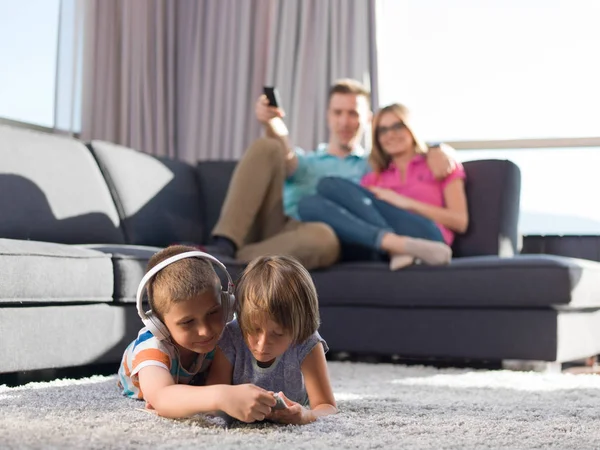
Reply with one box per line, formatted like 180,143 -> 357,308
266,392 -> 315,425
368,187 -> 416,210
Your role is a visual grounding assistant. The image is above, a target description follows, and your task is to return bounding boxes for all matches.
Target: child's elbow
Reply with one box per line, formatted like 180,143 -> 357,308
147,394 -> 186,419
150,402 -> 180,419
325,403 -> 338,415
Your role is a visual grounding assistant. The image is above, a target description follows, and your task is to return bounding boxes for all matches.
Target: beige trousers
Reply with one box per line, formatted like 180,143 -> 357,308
212,138 -> 340,270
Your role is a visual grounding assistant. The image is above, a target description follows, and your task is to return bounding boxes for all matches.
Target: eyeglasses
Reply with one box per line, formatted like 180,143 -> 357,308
376,121 -> 406,136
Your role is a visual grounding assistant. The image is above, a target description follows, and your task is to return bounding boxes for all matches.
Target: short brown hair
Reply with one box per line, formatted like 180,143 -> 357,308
370,103 -> 427,173
328,78 -> 371,107
146,245 -> 220,321
235,255 -> 319,344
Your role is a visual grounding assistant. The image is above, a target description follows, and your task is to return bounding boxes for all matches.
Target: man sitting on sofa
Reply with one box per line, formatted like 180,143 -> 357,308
207,79 -> 456,270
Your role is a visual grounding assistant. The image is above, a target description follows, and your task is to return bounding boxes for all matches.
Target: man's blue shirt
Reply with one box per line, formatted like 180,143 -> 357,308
283,144 -> 370,219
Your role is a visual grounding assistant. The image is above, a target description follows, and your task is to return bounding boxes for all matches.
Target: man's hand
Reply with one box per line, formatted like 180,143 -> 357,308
221,384 -> 276,423
266,392 -> 315,425
255,94 -> 284,123
255,95 -> 289,137
427,143 -> 457,180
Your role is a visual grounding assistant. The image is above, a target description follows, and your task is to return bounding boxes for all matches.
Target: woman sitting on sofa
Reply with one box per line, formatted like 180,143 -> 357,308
298,103 -> 469,270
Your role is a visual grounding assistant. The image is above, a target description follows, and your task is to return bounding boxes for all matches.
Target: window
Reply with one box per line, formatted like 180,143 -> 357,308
457,148 -> 600,235
376,0 -> 600,141
376,0 -> 600,235
0,0 -> 81,132
0,0 -> 61,128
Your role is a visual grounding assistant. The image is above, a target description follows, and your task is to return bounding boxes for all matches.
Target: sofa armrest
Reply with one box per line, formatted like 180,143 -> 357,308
452,159 -> 521,258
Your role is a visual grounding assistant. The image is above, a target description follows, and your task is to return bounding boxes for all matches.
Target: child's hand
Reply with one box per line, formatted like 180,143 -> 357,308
267,392 -> 315,425
222,384 -> 276,423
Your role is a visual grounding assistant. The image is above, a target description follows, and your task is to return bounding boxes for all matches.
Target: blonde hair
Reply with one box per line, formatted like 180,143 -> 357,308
235,255 -> 320,344
328,78 -> 371,107
146,245 -> 220,321
369,103 -> 427,174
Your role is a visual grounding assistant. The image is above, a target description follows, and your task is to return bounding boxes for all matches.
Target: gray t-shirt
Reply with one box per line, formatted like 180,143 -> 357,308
218,319 -> 328,406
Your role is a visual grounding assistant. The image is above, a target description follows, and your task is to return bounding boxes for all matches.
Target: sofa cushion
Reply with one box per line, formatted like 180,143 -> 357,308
83,245 -> 161,303
0,125 -> 125,244
312,255 -> 600,309
86,244 -> 245,304
453,159 -> 521,258
0,303 -> 141,373
89,141 -> 205,247
0,238 -> 114,304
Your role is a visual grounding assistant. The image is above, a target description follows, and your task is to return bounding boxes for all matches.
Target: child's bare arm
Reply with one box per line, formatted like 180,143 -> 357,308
139,365 -> 223,418
205,347 -> 233,385
301,342 -> 338,420
268,343 -> 337,425
138,365 -> 275,421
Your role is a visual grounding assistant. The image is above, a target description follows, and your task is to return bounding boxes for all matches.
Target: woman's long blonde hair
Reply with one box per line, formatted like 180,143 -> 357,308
369,103 -> 427,174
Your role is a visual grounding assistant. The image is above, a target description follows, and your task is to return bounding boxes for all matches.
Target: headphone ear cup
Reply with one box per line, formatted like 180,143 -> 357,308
221,292 -> 235,323
143,312 -> 170,341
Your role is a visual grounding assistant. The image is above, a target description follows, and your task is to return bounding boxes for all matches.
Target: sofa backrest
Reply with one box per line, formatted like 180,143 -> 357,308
0,125 -> 125,244
452,159 -> 521,257
195,159 -> 521,258
0,123 -> 519,256
89,141 -> 206,247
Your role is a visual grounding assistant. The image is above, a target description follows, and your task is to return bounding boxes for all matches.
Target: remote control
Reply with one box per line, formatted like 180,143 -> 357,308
263,86 -> 282,108
273,393 -> 287,410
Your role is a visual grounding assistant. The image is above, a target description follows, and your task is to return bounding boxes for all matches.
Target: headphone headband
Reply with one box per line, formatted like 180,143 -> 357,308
136,250 -> 234,321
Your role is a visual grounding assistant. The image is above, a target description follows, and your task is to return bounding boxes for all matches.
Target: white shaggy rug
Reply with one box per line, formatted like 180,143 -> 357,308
2,361 -> 600,449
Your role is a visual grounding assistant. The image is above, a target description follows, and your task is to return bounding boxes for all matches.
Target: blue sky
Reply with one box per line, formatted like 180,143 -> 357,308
0,0 -> 60,127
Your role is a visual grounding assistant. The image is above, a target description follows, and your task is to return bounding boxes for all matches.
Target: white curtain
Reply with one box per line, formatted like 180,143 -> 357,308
80,0 -> 378,162
265,0 -> 378,152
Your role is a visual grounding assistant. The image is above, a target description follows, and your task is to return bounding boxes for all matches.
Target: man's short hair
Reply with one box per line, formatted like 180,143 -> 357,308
328,78 -> 371,107
146,245 -> 220,321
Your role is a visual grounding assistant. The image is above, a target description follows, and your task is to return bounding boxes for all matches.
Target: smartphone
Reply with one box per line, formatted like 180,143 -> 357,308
263,86 -> 282,108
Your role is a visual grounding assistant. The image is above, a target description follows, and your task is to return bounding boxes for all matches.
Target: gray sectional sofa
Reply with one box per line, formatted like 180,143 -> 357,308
2,124 -> 600,376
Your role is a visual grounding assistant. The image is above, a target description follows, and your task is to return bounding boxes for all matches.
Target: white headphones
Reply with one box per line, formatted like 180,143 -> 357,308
136,251 -> 235,341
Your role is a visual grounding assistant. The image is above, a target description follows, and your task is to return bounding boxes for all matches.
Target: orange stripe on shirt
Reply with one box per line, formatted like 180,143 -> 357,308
123,360 -> 131,378
132,349 -> 171,373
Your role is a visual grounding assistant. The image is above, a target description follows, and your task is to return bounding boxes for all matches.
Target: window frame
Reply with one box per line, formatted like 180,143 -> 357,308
447,137 -> 600,151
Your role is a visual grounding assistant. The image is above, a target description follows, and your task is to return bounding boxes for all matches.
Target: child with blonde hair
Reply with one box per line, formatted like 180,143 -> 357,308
207,255 -> 337,425
118,245 -> 277,421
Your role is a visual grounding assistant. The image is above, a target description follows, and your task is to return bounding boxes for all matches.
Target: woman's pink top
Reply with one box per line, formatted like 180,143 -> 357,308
360,155 -> 466,245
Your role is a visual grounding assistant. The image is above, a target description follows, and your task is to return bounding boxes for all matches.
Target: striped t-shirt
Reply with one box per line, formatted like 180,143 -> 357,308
118,327 -> 215,399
